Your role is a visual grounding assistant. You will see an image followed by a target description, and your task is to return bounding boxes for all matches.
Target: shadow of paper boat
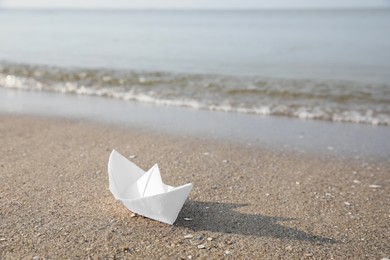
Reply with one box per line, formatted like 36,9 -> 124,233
176,201 -> 337,244
108,150 -> 193,225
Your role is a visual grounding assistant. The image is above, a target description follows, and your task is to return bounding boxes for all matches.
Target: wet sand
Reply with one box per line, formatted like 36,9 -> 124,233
0,115 -> 389,259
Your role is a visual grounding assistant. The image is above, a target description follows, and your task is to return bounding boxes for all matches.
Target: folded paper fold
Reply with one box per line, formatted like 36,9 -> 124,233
108,149 -> 192,224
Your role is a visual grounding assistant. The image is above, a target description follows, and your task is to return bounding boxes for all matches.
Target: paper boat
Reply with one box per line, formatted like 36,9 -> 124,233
108,150 -> 193,225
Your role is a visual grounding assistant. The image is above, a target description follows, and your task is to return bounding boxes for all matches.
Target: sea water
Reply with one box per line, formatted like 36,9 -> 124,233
0,9 -> 389,125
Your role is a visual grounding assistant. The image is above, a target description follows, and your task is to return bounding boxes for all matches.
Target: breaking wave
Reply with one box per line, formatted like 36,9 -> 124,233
1,62 -> 389,126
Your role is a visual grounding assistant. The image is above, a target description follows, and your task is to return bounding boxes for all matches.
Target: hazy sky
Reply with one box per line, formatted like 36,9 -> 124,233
1,0 -> 389,9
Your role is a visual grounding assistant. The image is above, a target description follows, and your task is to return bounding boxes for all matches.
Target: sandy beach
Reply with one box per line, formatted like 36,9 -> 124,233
0,114 -> 389,259
1,6 -> 390,259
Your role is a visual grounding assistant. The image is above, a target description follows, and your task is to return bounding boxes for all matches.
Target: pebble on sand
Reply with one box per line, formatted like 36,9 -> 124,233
369,184 -> 381,188
197,244 -> 206,249
184,234 -> 194,239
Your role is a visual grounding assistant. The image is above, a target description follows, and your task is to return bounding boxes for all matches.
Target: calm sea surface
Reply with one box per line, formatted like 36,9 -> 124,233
1,9 -> 389,125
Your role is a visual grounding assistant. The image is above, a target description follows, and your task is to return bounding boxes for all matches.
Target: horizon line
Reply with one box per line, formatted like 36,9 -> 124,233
1,6 -> 389,11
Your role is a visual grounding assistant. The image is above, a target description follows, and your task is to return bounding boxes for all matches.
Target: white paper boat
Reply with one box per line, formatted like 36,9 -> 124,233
108,150 -> 193,225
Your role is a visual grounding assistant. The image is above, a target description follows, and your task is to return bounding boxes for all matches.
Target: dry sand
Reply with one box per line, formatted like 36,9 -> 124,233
0,115 -> 389,259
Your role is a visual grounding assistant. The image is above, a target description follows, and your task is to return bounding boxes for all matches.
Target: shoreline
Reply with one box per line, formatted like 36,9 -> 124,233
2,62 -> 390,127
1,88 -> 390,160
1,114 -> 389,258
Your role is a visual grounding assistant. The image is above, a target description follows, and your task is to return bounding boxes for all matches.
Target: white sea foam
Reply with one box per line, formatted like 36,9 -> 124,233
1,66 -> 389,126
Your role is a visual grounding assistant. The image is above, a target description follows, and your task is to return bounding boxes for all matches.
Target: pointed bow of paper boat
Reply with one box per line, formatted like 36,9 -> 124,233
108,150 -> 193,225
